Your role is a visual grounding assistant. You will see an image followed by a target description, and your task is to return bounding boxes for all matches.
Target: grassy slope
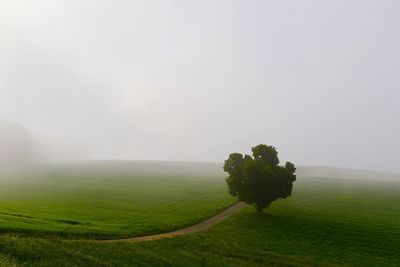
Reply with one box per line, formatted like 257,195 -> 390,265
0,176 -> 399,266
0,161 -> 234,239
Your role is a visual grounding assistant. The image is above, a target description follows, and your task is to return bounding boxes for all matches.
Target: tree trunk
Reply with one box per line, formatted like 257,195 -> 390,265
255,205 -> 263,213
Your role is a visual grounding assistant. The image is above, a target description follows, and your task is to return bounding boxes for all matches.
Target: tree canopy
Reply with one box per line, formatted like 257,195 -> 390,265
224,144 -> 296,212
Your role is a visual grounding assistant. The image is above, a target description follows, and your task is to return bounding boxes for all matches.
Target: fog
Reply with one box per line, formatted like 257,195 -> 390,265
0,118 -> 33,166
0,1 -> 399,172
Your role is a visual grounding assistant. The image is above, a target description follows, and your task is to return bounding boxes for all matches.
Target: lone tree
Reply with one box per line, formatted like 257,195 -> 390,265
224,144 -> 296,213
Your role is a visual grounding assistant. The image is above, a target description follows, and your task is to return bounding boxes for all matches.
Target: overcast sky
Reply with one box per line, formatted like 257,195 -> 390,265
0,0 -> 399,172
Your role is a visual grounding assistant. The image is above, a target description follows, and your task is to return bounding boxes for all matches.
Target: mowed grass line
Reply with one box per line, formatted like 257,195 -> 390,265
0,176 -> 399,266
0,161 -> 235,239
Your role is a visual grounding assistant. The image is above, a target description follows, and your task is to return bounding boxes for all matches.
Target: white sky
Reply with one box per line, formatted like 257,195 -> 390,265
1,1 -> 399,172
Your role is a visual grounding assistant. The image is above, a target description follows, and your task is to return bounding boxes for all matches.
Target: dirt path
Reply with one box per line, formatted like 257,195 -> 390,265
100,201 -> 247,243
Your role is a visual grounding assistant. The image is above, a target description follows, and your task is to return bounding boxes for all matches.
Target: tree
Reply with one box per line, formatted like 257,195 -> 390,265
224,144 -> 296,213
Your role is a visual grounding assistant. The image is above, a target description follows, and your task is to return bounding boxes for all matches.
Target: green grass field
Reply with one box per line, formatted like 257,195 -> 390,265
0,161 -> 234,239
0,161 -> 399,266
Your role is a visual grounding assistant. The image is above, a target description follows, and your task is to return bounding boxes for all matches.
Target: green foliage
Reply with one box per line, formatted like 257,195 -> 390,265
251,144 -> 279,166
224,144 -> 296,212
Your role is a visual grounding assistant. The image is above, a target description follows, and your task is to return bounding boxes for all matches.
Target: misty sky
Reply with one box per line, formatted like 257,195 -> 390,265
1,1 -> 399,172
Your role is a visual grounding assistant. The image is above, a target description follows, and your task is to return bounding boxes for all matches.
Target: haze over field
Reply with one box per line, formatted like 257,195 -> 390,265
1,1 -> 399,172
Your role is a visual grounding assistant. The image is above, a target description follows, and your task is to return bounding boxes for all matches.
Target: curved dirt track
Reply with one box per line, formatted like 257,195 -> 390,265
100,201 -> 247,243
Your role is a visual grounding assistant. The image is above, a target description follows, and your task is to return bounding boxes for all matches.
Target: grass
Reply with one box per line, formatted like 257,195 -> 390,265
0,162 -> 399,266
0,161 -> 234,239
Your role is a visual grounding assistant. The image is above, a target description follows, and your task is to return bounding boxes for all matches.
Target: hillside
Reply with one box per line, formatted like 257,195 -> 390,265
296,165 -> 400,181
